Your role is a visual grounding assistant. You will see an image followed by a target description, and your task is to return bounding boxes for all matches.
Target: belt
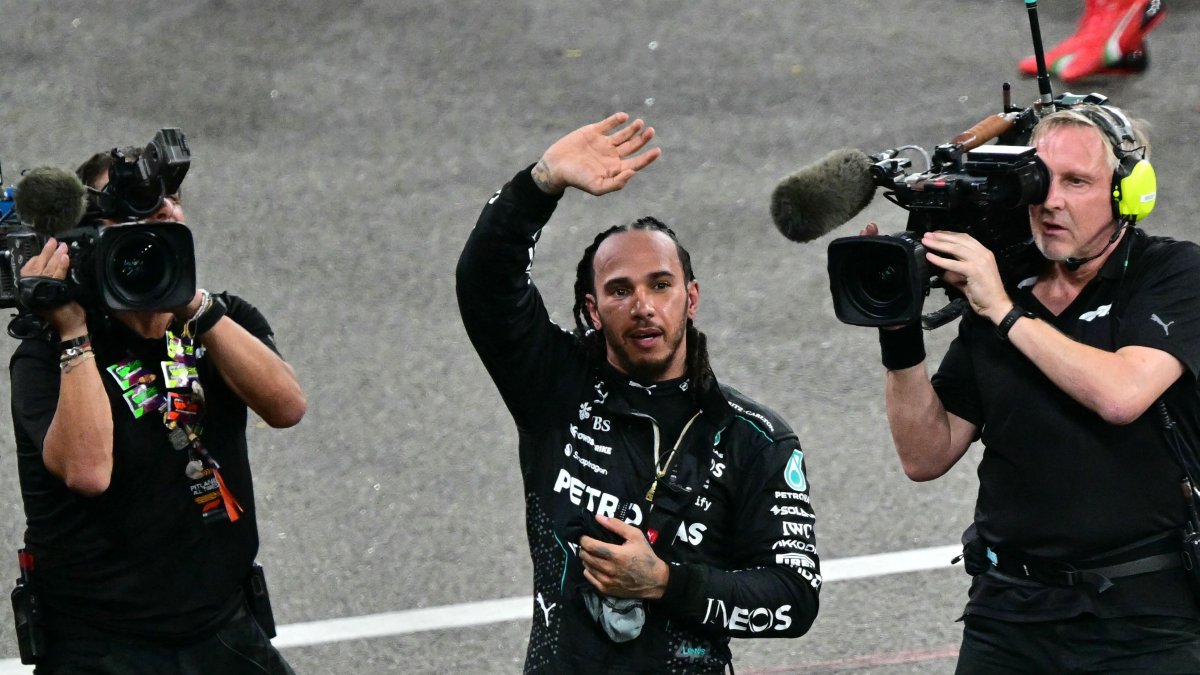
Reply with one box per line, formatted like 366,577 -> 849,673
985,532 -> 1183,593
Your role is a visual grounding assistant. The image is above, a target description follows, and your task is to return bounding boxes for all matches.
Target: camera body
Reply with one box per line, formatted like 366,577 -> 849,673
826,92 -> 1123,328
828,143 -> 1047,327
94,127 -> 191,221
0,128 -> 196,315
0,187 -> 35,308
5,222 -> 195,313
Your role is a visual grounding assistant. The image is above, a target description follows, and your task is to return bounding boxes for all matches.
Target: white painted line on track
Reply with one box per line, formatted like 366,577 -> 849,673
822,544 -> 960,582
272,596 -> 531,648
0,543 -> 961,672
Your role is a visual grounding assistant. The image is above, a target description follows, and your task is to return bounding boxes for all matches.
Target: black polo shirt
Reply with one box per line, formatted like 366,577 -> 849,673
933,229 -> 1200,620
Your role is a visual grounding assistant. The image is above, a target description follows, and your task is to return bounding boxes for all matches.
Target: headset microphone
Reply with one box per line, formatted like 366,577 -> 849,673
1063,221 -> 1130,271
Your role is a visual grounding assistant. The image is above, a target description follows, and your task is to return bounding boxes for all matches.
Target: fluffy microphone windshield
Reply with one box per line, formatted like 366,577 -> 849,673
15,166 -> 87,235
770,148 -> 876,242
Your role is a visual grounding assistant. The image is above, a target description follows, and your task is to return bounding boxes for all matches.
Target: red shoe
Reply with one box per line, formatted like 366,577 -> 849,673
1018,0 -> 1114,77
1095,43 -> 1150,76
1017,0 -> 1165,80
1018,3 -> 1107,77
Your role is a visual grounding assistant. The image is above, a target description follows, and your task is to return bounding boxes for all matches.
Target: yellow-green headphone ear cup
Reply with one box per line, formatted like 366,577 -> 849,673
1117,159 -> 1156,221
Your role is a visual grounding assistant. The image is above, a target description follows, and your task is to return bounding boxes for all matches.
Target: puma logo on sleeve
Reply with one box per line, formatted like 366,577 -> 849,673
1151,314 -> 1175,336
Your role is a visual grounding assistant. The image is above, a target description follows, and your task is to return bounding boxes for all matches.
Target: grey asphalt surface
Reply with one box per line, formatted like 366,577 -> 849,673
0,1 -> 1197,673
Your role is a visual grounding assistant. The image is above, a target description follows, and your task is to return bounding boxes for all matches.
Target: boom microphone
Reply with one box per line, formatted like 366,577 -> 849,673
770,148 -> 876,243
15,166 -> 87,235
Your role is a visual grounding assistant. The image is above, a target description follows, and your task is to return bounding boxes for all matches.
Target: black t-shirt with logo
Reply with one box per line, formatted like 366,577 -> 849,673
933,230 -> 1200,620
10,293 -> 276,642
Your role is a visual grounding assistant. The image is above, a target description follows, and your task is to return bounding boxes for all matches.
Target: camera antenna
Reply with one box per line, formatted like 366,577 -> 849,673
1024,0 -> 1055,110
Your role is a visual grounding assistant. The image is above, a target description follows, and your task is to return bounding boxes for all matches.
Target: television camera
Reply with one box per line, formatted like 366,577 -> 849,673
0,128 -> 196,337
810,3 -> 1148,328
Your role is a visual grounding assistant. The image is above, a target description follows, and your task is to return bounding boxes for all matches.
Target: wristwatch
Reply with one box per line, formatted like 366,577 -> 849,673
995,305 -> 1036,341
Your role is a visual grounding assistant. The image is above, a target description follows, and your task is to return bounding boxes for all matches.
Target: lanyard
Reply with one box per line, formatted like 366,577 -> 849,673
645,411 -> 702,503
162,330 -> 242,524
105,330 -> 242,524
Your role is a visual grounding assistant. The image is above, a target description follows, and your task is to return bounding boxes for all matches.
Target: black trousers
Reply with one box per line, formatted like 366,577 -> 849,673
956,614 -> 1200,675
34,602 -> 295,675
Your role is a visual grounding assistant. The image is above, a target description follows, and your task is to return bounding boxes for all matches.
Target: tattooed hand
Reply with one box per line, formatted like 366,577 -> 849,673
579,514 -> 670,600
530,112 -> 661,197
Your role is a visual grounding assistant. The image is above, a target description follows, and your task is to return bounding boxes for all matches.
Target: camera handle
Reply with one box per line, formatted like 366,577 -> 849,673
17,277 -> 70,311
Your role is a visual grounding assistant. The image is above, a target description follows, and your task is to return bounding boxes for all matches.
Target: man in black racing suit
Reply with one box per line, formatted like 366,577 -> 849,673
457,113 -> 820,673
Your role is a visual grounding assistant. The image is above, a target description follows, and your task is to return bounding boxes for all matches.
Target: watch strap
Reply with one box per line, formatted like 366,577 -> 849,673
996,305 -> 1034,341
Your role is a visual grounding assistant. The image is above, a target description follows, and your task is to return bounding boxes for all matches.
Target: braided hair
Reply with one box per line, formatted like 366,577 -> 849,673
571,216 -> 713,394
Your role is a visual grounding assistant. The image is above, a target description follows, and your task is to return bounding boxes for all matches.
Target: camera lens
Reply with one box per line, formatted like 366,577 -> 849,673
844,249 -> 910,317
107,230 -> 175,299
94,222 -> 195,311
828,233 -> 927,326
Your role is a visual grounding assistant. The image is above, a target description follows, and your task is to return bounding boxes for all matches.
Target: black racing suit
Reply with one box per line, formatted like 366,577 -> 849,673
457,166 -> 820,673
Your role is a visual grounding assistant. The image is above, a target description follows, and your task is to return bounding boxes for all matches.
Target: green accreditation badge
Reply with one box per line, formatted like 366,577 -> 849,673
106,358 -> 163,419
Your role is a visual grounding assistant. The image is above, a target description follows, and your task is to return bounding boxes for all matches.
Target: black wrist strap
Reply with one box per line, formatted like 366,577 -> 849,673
996,305 -> 1034,341
878,323 -> 925,370
57,334 -> 90,352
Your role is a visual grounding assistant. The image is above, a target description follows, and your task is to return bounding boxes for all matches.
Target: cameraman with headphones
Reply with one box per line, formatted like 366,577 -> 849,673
9,141 -> 306,674
872,104 -> 1200,671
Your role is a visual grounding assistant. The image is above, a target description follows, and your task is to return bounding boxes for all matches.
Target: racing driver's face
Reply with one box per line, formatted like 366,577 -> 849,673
586,229 -> 698,383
